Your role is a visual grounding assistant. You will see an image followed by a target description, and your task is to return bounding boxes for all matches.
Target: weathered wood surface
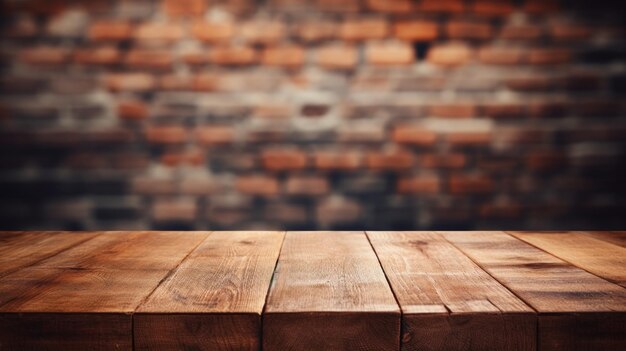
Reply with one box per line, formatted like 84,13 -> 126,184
441,231 -> 626,351
135,231 -> 284,351
0,231 -> 208,351
368,231 -> 536,351
0,231 -> 625,351
263,231 -> 400,350
509,231 -> 626,287
0,231 -> 95,277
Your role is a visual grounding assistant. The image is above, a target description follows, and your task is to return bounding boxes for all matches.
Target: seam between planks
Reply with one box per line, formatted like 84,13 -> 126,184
504,231 -> 626,291
130,231 -> 213,351
438,231 -> 540,314
364,230 -> 403,351
0,232 -> 102,279
260,231 -> 287,351
439,231 -> 542,351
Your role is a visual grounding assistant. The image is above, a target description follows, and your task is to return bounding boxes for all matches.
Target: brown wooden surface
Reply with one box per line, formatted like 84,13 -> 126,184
0,231 -> 625,351
0,231 -> 208,351
509,231 -> 626,287
135,231 -> 284,351
263,231 -> 400,350
441,231 -> 626,351
0,231 -> 95,278
368,231 -> 536,351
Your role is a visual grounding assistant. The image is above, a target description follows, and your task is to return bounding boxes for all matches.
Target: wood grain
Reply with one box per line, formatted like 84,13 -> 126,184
584,231 -> 626,247
263,231 -> 400,351
135,231 -> 285,351
509,231 -> 626,287
0,231 -> 208,351
368,231 -> 536,351
441,231 -> 626,351
0,231 -> 96,277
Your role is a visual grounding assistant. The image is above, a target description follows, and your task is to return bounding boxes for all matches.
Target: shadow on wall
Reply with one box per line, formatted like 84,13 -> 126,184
0,0 -> 625,230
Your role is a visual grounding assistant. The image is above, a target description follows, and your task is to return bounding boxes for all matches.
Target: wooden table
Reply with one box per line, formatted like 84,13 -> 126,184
0,231 -> 624,351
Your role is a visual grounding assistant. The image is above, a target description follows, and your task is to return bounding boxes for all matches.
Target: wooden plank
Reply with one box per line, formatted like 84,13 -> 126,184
584,231 -> 626,248
509,231 -> 626,287
441,231 -> 626,351
263,231 -> 400,351
368,231 -> 536,351
135,231 -> 284,351
0,231 -> 208,351
0,231 -> 96,277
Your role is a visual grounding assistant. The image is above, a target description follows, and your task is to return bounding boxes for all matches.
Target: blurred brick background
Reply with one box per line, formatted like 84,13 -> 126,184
0,0 -> 625,230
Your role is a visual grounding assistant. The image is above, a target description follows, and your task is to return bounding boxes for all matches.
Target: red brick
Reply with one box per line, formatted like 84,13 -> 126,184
504,74 -> 556,92
481,102 -> 525,118
125,49 -> 173,70
479,202 -> 522,219
253,103 -> 292,120
134,22 -> 184,43
316,0 -> 360,13
500,24 -> 543,41
316,196 -> 362,227
104,73 -> 156,92
427,43 -> 472,66
314,150 -> 362,171
527,151 -> 568,171
366,0 -> 413,13
262,149 -> 308,171
161,149 -> 204,167
240,21 -> 285,44
471,1 -> 515,16
528,48 -> 571,65
153,199 -> 197,222
524,0 -> 560,14
418,0 -> 464,13
264,202 -> 308,224
397,175 -> 440,194
550,23 -> 592,41
18,46 -> 69,65
191,21 -> 234,42
366,42 -> 414,66
419,153 -> 466,169
478,46 -> 524,65
162,0 -> 206,16
145,125 -> 187,144
193,73 -> 220,91
74,47 -> 121,65
339,18 -> 389,41
118,100 -> 148,120
528,100 -> 569,118
262,45 -> 306,68
285,175 -> 329,196
391,125 -> 438,145
446,20 -> 492,40
430,102 -> 477,118
3,16 -> 38,39
316,44 -> 358,70
297,21 -> 337,42
367,150 -> 414,170
446,132 -> 492,146
393,20 -> 439,41
132,176 -> 177,195
210,46 -> 258,66
88,21 -> 133,41
575,99 -> 621,117
180,174 -> 221,195
160,75 -> 194,90
236,175 -> 280,196
181,50 -> 209,65
449,174 -> 494,194
195,126 -> 235,145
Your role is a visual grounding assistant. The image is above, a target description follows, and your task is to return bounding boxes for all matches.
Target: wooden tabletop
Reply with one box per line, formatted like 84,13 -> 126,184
0,231 -> 624,351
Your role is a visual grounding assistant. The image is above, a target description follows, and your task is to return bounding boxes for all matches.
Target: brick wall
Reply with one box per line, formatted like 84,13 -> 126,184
1,0 -> 625,230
